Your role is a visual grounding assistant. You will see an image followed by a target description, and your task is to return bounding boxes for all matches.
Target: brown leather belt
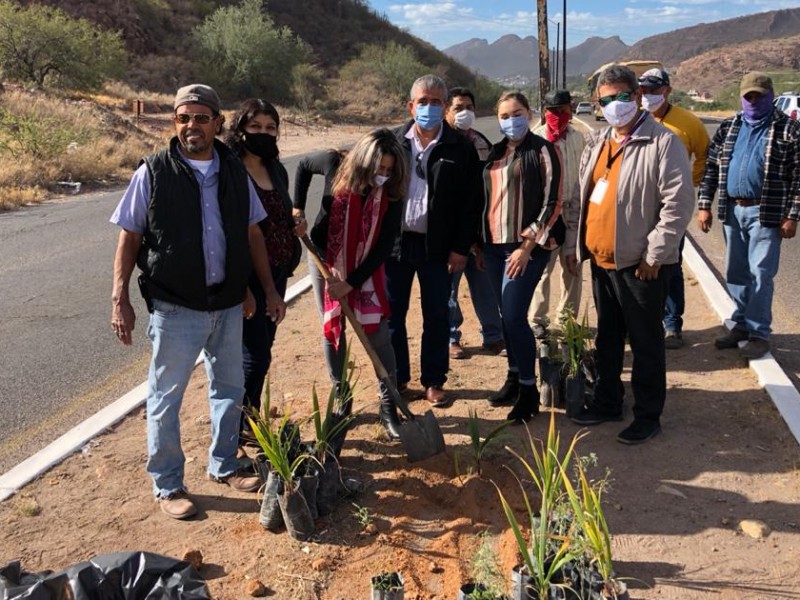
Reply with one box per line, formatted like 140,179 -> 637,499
731,198 -> 759,207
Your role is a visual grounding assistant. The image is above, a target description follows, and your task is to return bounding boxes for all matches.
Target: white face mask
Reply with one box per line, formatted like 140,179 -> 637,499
601,100 -> 638,128
374,174 -> 390,187
453,109 -> 475,130
642,93 -> 666,113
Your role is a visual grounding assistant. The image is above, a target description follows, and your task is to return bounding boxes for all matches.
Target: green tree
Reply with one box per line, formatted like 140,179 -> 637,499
0,0 -> 126,89
339,41 -> 427,100
193,0 -> 311,103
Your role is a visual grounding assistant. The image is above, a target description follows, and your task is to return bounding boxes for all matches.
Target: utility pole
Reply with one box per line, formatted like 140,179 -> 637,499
537,0 -> 550,111
562,0 -> 567,89
554,22 -> 560,90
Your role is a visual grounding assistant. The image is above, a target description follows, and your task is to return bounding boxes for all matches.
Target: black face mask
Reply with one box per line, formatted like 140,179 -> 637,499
243,132 -> 278,161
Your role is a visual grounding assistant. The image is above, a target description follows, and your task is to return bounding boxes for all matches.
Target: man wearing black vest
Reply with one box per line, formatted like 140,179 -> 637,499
110,84 -> 286,520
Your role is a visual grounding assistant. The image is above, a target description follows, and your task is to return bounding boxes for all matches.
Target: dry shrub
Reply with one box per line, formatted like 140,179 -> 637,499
0,87 -> 162,207
329,72 -> 405,123
0,186 -> 47,210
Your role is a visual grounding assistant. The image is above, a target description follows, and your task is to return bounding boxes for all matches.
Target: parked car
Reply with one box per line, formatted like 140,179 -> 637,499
575,102 -> 592,115
775,92 -> 800,120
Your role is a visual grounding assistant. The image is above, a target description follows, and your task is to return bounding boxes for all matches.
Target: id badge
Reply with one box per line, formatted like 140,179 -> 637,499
589,178 -> 608,205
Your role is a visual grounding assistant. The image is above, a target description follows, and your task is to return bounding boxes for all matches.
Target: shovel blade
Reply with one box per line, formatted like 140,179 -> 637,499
398,410 -> 446,462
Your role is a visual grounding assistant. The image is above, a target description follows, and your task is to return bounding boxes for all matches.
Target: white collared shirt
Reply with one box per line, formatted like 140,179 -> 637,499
403,125 -> 443,233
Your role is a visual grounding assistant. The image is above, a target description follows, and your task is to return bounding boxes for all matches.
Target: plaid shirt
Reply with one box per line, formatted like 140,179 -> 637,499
698,111 -> 800,226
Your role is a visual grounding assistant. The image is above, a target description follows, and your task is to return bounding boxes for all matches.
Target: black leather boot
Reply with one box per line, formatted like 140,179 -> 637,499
488,371 -> 520,407
507,384 -> 540,424
379,399 -> 402,440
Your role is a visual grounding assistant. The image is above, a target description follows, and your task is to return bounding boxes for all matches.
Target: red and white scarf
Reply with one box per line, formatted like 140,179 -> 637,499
323,188 -> 389,348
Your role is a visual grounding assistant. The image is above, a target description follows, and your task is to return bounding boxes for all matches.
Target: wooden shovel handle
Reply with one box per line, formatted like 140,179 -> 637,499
300,235 -> 392,381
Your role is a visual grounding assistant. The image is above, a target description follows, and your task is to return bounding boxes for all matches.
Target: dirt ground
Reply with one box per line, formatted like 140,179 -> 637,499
2,125 -> 800,600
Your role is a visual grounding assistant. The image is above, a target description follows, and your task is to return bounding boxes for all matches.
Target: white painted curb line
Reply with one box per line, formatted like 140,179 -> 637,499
0,276 -> 312,503
684,236 -> 800,445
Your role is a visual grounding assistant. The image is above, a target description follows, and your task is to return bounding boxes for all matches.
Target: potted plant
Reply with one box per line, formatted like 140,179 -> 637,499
370,571 -> 404,600
248,395 -> 314,541
495,412 -> 586,599
559,459 -> 628,599
458,531 -> 507,599
310,354 -> 359,516
538,330 -> 564,409
559,309 -> 592,418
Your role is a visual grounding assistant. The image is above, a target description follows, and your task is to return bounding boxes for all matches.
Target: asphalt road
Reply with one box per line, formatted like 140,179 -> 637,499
0,152 -> 327,474
2,114 -> 799,474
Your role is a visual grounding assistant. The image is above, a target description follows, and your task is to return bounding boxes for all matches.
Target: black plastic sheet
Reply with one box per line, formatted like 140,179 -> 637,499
1,551 -> 211,599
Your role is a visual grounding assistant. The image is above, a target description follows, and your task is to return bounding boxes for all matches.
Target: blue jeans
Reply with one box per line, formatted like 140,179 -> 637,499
723,205 -> 782,341
483,243 -> 550,384
386,233 -> 451,388
663,235 -> 685,334
146,299 -> 244,498
449,254 -> 503,345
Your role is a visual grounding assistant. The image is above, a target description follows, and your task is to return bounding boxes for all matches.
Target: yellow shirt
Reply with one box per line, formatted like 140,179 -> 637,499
654,104 -> 710,187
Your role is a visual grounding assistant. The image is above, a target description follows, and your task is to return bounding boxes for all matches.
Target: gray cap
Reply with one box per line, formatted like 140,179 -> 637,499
174,84 -> 221,114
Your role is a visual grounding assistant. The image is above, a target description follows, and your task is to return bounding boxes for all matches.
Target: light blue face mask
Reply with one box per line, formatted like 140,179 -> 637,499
499,114 -> 529,140
415,104 -> 444,131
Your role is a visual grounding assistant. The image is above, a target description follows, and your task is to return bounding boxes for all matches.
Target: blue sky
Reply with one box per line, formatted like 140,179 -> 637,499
366,0 -> 800,49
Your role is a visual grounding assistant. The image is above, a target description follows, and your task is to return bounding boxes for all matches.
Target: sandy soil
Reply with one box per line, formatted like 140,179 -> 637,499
2,126 -> 800,600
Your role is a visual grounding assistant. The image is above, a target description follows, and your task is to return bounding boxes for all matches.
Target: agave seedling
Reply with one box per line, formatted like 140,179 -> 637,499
466,408 -> 511,476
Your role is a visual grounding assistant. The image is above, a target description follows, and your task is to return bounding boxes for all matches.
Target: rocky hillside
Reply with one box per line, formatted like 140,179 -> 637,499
624,7 -> 800,67
443,34 -> 629,81
14,0 -> 480,93
674,34 -> 800,96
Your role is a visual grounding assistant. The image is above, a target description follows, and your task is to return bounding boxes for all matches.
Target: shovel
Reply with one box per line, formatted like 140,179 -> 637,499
300,235 -> 446,462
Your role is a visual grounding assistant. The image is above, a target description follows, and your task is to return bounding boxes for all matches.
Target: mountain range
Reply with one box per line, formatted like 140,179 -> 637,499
444,7 -> 800,89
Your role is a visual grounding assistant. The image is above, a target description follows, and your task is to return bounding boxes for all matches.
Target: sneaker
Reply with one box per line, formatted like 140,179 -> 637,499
158,490 -> 197,520
532,322 -> 547,338
617,420 -> 661,445
449,342 -> 467,359
664,331 -> 683,350
739,338 -> 770,360
570,406 -> 624,426
714,328 -> 748,349
209,469 -> 260,492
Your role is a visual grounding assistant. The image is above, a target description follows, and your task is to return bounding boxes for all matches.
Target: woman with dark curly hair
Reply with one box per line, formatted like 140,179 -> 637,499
226,98 -> 305,430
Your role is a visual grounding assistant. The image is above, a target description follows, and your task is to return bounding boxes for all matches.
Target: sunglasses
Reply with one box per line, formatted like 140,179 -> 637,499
175,113 -> 215,125
638,76 -> 667,88
597,91 -> 634,107
415,154 -> 426,179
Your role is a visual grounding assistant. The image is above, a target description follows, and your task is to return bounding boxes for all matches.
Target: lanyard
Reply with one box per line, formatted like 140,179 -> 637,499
604,111 -> 647,175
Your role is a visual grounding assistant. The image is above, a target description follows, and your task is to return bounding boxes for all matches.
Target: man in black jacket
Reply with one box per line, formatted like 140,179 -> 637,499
387,74 -> 482,406
110,84 -> 286,520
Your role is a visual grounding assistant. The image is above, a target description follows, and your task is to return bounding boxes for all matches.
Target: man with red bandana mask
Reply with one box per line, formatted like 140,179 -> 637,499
529,89 -> 587,336
698,72 -> 800,361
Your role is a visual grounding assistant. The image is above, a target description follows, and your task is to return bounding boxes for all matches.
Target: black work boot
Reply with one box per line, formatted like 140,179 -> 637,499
379,399 -> 402,440
488,371 -> 520,407
507,384 -> 540,424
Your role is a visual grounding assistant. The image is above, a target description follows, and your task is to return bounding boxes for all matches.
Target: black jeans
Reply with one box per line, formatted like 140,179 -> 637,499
591,262 -> 667,424
242,266 -> 288,421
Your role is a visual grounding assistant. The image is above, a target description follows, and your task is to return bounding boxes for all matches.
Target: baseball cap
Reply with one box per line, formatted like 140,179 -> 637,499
174,84 -> 221,114
638,68 -> 670,89
740,72 -> 773,96
543,89 -> 572,108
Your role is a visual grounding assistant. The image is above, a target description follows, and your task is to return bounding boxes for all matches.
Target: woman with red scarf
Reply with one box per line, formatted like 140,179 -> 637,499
308,129 -> 408,439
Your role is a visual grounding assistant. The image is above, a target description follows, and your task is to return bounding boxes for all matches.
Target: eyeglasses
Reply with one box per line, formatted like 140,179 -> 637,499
175,113 -> 215,125
415,154 -> 426,179
597,91 -> 634,107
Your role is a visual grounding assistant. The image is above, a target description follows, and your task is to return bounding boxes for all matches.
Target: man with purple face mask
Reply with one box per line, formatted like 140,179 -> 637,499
698,72 -> 800,361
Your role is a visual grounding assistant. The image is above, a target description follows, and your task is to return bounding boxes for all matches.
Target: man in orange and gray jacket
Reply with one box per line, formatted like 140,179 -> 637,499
564,65 -> 694,445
